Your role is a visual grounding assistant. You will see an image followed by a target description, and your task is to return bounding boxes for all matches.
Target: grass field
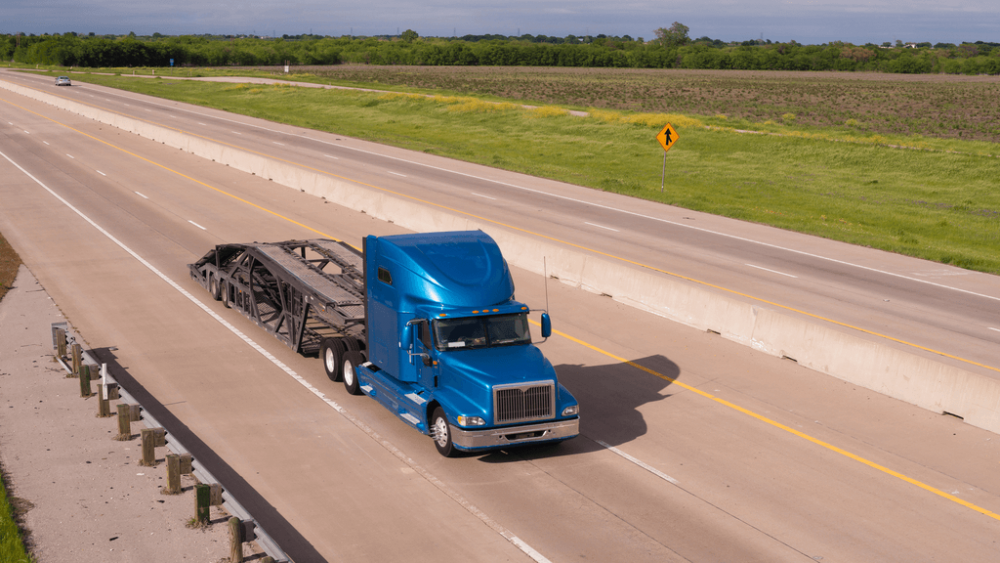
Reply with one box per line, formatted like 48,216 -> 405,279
0,234 -> 20,303
1,467 -> 32,562
20,68 -> 1000,274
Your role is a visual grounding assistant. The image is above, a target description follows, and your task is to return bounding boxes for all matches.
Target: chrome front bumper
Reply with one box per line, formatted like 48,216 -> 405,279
450,418 -> 579,450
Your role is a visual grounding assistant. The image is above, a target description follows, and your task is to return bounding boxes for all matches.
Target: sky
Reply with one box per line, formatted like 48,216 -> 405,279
3,0 -> 998,46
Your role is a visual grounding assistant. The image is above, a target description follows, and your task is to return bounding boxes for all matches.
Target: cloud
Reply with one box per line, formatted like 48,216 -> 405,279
2,0 -> 997,44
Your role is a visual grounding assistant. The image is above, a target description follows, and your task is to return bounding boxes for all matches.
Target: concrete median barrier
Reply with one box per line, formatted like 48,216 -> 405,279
4,76 -> 998,434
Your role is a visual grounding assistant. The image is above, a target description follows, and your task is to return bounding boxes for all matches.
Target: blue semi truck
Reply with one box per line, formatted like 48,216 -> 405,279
189,231 -> 579,456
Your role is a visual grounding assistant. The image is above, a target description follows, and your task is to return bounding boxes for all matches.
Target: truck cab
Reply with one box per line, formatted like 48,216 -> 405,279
355,231 -> 580,456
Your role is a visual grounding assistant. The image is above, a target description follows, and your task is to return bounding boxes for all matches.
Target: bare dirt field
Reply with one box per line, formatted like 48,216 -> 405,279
239,65 -> 1000,141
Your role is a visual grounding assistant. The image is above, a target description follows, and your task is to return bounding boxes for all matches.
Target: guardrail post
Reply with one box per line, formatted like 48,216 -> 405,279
79,364 -> 92,397
115,404 -> 132,440
55,328 -> 66,359
229,517 -> 244,563
194,483 -> 211,524
70,343 -> 82,378
164,454 -> 182,495
97,384 -> 111,417
139,427 -> 165,466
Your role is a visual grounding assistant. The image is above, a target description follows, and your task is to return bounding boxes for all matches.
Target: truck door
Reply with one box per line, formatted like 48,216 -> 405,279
412,319 -> 437,389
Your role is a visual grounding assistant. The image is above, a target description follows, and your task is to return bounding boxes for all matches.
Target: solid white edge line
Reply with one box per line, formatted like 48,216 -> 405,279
471,192 -> 496,200
0,148 -> 552,563
23,73 -> 996,303
594,440 -> 679,485
388,171 -> 406,177
134,191 -> 149,199
188,220 -> 207,230
745,263 -> 798,278
585,222 -> 619,233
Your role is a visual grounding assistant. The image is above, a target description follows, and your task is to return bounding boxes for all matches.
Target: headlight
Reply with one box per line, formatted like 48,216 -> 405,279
457,415 -> 485,426
561,405 -> 579,416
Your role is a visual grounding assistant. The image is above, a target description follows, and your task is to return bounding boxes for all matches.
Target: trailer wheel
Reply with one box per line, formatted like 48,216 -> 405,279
342,351 -> 364,395
344,338 -> 360,352
221,281 -> 231,308
208,273 -> 222,301
430,407 -> 456,457
320,338 -> 346,381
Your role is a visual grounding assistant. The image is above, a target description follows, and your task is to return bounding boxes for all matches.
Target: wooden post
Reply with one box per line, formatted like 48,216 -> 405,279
115,404 -> 131,440
164,454 -> 181,494
129,404 -> 142,422
70,343 -> 82,378
194,483 -> 210,524
55,328 -> 66,359
179,453 -> 192,475
209,483 -> 224,506
139,428 -> 164,466
261,558 -> 275,563
79,364 -> 92,397
96,385 -> 111,417
229,517 -> 243,563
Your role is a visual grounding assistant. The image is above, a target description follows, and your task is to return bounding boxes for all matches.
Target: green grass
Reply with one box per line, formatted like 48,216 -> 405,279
37,71 -> 1000,274
0,470 -> 33,563
0,234 -> 21,303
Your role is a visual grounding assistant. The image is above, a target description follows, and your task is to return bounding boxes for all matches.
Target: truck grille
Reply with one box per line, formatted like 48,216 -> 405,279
493,381 -> 555,425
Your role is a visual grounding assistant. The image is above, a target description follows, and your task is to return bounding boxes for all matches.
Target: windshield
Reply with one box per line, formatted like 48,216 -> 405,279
433,313 -> 531,351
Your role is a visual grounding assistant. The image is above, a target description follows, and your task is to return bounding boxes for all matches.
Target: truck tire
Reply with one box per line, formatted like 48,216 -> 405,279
320,338 -> 346,381
221,281 -> 231,308
344,338 -> 360,352
208,273 -> 222,301
430,407 -> 456,457
342,351 -> 364,395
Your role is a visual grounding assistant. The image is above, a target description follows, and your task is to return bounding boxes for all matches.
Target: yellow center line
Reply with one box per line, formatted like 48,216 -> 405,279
13,77 -> 992,376
7,79 -> 998,524
540,321 -> 1000,522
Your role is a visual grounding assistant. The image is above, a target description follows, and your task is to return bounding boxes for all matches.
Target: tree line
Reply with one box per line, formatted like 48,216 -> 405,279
2,33 -> 998,75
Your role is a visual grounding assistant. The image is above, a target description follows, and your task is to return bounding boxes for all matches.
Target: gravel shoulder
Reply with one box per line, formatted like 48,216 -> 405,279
0,265 -> 231,563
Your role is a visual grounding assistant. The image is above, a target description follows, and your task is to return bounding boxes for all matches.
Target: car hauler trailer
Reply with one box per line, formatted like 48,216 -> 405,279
189,231 -> 579,456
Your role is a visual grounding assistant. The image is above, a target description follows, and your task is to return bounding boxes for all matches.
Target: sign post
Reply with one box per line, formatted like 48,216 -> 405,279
656,123 -> 679,193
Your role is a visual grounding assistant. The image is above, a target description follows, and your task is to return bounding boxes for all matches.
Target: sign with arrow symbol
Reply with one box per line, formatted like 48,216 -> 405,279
656,123 -> 679,153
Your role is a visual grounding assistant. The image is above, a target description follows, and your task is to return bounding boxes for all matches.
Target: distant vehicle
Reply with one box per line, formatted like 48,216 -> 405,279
55,76 -> 71,86
189,231 -> 580,457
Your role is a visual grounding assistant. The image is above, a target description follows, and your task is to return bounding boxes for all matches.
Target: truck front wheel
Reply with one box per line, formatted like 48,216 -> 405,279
430,407 -> 456,457
342,351 -> 364,395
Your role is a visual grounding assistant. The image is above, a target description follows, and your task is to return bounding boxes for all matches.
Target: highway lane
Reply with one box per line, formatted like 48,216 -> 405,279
4,69 -> 998,385
3,78 -> 1000,563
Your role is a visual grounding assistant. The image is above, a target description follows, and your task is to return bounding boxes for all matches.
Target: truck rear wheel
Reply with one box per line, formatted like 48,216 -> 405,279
342,351 -> 364,395
208,273 -> 222,301
430,407 -> 456,457
320,338 -> 346,381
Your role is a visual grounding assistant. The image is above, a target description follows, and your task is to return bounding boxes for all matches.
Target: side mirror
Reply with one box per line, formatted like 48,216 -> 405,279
541,313 -> 552,339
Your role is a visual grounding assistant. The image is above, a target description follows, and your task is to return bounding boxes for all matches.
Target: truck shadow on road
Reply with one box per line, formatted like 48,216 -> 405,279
478,354 -> 679,462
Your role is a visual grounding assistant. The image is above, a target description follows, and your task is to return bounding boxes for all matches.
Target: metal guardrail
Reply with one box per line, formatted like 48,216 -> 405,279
51,322 -> 291,563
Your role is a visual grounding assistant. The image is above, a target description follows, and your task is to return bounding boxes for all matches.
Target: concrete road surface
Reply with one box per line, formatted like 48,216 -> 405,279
1,75 -> 999,563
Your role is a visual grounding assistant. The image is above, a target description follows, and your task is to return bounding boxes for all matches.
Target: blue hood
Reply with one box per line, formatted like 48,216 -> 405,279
438,344 -> 553,387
